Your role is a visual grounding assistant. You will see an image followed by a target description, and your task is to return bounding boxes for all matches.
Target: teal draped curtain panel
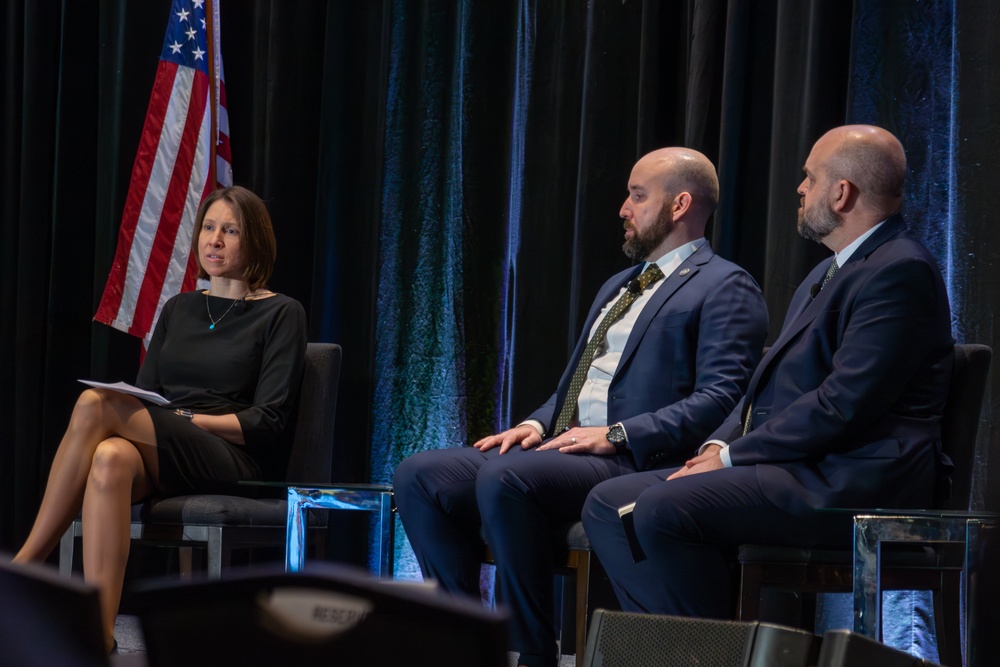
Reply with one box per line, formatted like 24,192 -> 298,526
3,0 -> 999,655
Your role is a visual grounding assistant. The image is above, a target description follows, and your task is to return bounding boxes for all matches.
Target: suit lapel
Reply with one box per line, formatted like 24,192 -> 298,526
769,215 -> 907,355
615,244 -> 714,373
741,215 -> 909,407
565,263 -> 644,373
586,264 -> 644,331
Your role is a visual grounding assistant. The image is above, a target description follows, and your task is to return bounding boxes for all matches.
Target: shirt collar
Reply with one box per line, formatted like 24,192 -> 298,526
646,238 -> 706,275
835,221 -> 885,266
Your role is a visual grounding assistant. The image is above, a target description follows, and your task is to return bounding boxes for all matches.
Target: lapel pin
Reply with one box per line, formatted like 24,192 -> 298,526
678,268 -> 690,276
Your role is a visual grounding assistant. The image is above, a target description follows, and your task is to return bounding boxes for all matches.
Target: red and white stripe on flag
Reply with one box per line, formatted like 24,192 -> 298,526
95,0 -> 232,344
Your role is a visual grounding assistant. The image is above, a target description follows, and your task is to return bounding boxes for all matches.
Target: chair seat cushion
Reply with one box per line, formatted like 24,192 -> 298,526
738,543 -> 964,569
739,544 -> 851,565
562,521 -> 591,551
143,495 -> 323,528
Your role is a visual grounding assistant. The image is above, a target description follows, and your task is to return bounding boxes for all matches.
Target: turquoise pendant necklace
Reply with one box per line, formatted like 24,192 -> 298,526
206,291 -> 249,330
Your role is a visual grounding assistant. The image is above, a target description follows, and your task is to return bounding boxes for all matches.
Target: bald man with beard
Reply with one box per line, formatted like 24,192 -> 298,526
583,125 -> 954,620
395,147 -> 768,667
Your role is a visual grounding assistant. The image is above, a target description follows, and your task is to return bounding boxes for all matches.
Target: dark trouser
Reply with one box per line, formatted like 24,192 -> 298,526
393,445 -> 635,667
581,466 -> 853,618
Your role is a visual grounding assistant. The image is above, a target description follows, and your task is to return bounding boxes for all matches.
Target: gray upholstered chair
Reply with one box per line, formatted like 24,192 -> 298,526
736,343 -> 993,667
60,342 -> 342,578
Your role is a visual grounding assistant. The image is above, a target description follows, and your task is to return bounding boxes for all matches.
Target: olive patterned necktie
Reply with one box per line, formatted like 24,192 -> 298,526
552,263 -> 666,434
821,258 -> 839,289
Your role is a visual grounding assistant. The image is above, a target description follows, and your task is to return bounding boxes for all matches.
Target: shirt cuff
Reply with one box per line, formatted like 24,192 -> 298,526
700,439 -> 732,467
517,420 -> 546,438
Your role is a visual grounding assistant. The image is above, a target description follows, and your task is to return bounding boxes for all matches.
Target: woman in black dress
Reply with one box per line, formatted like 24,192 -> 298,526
13,186 -> 307,652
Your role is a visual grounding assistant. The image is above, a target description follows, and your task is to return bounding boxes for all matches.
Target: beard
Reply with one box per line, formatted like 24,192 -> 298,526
797,199 -> 842,243
622,203 -> 672,261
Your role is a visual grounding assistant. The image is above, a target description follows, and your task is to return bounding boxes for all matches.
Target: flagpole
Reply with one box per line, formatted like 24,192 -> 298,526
206,0 -> 219,188
95,0 -> 232,343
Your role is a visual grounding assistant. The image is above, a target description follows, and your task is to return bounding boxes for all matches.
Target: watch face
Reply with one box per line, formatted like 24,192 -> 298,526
607,425 -> 626,445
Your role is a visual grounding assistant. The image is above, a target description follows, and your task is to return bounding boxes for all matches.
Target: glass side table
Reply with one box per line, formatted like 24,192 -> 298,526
239,481 -> 395,578
851,510 -> 997,667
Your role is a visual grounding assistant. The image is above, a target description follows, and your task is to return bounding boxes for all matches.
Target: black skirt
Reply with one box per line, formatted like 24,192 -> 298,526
146,406 -> 261,496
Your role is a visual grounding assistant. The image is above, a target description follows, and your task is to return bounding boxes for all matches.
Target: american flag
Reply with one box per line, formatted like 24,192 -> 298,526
95,0 -> 232,344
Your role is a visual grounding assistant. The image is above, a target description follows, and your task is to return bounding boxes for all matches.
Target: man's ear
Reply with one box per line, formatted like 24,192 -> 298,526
831,179 -> 858,212
672,192 -> 693,220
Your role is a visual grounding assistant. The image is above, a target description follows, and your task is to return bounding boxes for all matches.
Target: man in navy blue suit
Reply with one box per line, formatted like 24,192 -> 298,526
582,125 -> 955,619
394,147 -> 769,667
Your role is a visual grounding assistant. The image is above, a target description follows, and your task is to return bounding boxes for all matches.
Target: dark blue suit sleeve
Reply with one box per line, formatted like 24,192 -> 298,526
623,268 -> 768,469
730,254 -> 952,465
525,391 -> 559,431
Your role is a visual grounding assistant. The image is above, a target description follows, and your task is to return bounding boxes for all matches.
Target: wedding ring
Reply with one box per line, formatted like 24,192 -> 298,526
571,437 -> 577,444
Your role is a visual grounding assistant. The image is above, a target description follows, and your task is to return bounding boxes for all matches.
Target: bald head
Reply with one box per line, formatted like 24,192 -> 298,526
817,125 -> 907,217
620,147 -> 720,260
635,147 -> 720,221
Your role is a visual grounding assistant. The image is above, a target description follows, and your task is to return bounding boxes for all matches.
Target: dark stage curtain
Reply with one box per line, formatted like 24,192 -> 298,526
3,1 -> 998,646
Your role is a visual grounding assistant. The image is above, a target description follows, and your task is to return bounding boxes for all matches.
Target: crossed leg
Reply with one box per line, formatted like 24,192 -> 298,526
13,388 -> 160,651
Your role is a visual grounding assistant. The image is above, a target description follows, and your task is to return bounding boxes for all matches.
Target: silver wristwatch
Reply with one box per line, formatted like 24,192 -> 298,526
606,422 -> 628,453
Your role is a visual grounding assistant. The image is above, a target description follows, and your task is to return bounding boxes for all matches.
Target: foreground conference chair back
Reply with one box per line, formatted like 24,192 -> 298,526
60,342 -> 342,578
129,563 -> 507,667
0,559 -> 109,667
736,343 -> 992,667
581,609 -> 819,667
817,630 -> 941,667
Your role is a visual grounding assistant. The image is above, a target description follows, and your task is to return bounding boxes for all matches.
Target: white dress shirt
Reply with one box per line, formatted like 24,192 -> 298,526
522,239 -> 706,439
